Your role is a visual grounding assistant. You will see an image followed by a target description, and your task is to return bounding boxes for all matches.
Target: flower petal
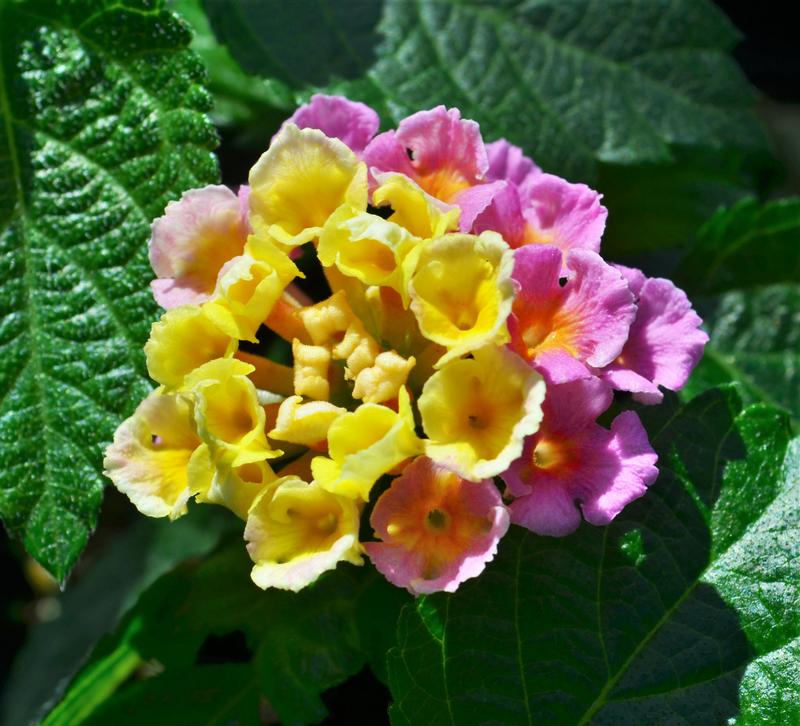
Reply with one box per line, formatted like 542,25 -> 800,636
284,94 -> 379,154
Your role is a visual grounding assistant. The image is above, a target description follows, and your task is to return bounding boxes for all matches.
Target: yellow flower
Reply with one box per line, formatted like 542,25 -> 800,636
103,388 -> 199,519
145,304 -> 237,389
269,396 -> 347,447
418,346 -> 546,480
192,447 -> 276,520
409,232 -> 515,366
372,173 -> 460,239
292,340 -> 331,401
317,205 -> 421,303
248,124 -> 367,248
245,477 -> 363,592
205,236 -> 299,342
311,388 -> 422,501
185,358 -> 280,467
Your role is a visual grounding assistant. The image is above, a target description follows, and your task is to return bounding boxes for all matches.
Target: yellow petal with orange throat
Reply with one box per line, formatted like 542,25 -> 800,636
311,388 -> 422,501
205,238 -> 299,342
419,346 -> 546,480
248,124 -> 367,247
245,477 -> 363,591
103,387 -> 199,519
186,358 -> 281,466
145,304 -> 237,389
409,232 -> 515,366
372,173 -> 460,239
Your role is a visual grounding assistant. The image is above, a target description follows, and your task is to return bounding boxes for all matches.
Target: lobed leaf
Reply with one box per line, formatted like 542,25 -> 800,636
0,0 -> 218,581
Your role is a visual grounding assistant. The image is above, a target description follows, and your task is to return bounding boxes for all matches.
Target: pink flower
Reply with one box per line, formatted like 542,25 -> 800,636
597,266 -> 709,403
509,245 -> 636,384
485,139 -> 541,194
363,105 -> 503,231
283,93 -> 380,154
502,377 -> 658,537
149,185 -> 249,309
474,172 -> 606,255
365,457 -> 509,595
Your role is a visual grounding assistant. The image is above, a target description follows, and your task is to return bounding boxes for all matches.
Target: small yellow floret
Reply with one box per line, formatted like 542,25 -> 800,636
292,340 -> 331,400
269,395 -> 347,446
185,358 -> 280,466
419,346 -> 546,480
245,476 -> 363,592
352,351 -> 416,404
145,304 -> 237,389
372,173 -> 460,239
409,232 -> 515,366
312,388 -> 422,501
205,237 -> 299,342
296,290 -> 353,346
103,387 -> 200,519
196,454 -> 277,520
248,124 -> 367,247
318,205 -> 421,303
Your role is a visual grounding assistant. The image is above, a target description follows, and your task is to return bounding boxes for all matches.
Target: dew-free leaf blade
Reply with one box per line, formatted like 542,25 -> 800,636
0,0 -> 218,581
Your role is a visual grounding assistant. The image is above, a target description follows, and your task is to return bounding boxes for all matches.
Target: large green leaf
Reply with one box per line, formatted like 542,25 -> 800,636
677,199 -> 800,421
1,507 -> 235,726
0,0 -> 218,580
208,0 -> 765,180
45,545 -> 409,725
387,387 -> 799,724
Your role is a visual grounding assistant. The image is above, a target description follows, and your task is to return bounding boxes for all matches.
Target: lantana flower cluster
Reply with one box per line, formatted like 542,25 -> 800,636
104,96 -> 707,595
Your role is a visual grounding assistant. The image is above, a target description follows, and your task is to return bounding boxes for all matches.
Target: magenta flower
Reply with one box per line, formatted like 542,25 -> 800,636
363,105 -> 504,230
597,265 -> 709,403
509,245 -> 636,384
365,457 -> 509,595
283,93 -> 380,155
502,377 -> 658,537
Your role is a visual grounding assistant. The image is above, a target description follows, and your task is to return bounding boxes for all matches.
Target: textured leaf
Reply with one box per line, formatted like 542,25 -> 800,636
1,507 -> 234,726
203,0 -> 383,88
677,200 -> 800,421
0,0 -> 218,580
387,387 -> 799,724
676,198 -> 800,295
48,545 -> 409,725
209,0 -> 765,180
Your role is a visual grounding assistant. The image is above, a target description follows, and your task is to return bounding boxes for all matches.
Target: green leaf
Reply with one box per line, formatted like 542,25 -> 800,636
48,544 -> 409,725
676,198 -> 800,295
172,0 -> 295,129
387,387 -> 799,723
203,0 -> 383,89
1,506 -> 234,726
676,199 -> 800,421
209,0 -> 765,180
0,0 -> 218,581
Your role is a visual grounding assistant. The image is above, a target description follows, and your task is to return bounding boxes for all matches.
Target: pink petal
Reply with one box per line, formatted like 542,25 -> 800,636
149,185 -> 248,309
540,376 -> 613,435
472,181 -> 526,245
366,457 -> 509,595
454,180 -> 506,232
511,245 -> 636,382
577,412 -> 659,526
613,263 -> 646,299
485,139 -> 541,192
508,477 -> 582,537
284,94 -> 380,154
393,106 -> 487,181
522,174 -> 607,256
600,277 -> 708,401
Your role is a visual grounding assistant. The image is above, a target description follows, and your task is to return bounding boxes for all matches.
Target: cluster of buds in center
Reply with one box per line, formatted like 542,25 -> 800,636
104,96 -> 706,594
